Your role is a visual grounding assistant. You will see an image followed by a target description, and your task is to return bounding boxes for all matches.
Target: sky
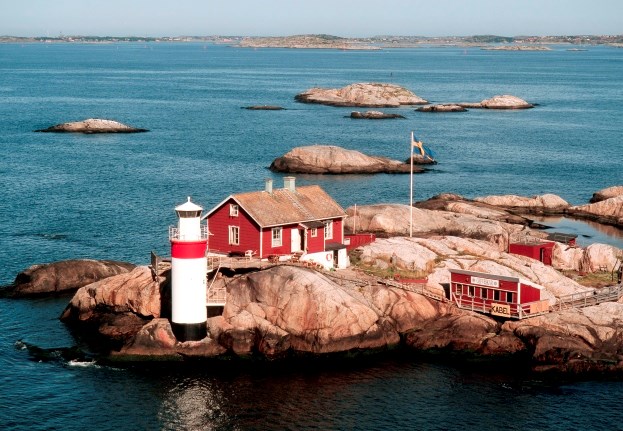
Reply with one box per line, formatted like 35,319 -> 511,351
1,0 -> 621,38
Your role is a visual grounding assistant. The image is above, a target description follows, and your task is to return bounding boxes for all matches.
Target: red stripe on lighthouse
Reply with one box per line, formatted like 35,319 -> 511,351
171,240 -> 207,259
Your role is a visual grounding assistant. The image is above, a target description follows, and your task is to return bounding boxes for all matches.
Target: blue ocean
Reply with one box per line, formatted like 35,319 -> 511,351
1,42 -> 623,430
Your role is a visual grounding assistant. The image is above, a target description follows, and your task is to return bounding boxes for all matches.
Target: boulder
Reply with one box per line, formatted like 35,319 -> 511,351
220,265 -> 401,356
269,145 -> 425,174
1,259 -> 136,297
405,313 -> 501,352
35,118 -> 148,133
590,185 -> 623,203
295,83 -> 428,107
349,110 -> 405,119
580,243 -> 622,273
60,266 -> 162,323
116,318 -> 228,359
551,242 -> 584,271
416,104 -> 467,112
501,303 -> 623,373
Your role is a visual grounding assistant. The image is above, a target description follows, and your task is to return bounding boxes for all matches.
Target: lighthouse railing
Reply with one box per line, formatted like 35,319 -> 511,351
169,225 -> 209,241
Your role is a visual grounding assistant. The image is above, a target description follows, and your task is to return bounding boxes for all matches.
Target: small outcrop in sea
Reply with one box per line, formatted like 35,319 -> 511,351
416,104 -> 467,113
482,45 -> 552,51
35,118 -> 148,134
349,110 -> 405,119
1,259 -> 136,298
295,83 -> 428,107
457,95 -> 534,110
269,145 -> 428,174
243,105 -> 285,110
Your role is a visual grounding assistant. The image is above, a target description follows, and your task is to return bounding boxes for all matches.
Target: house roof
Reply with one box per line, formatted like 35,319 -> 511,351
206,184 -> 347,228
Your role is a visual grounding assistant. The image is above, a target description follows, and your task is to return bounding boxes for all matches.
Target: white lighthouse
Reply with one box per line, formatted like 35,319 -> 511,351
169,197 -> 208,342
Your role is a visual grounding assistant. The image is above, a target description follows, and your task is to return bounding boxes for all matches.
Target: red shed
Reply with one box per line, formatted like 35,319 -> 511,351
449,269 -> 549,319
204,177 -> 349,269
509,240 -> 554,265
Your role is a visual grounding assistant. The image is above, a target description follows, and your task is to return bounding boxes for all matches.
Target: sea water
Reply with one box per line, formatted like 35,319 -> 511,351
1,43 -> 623,430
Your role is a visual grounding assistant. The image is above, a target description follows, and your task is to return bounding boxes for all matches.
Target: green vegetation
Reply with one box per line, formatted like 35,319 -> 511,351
561,270 -> 618,288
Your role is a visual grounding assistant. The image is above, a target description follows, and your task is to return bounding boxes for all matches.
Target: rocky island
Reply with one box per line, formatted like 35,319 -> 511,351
35,118 -> 148,133
457,95 -> 534,110
243,105 -> 285,110
349,110 -> 406,119
295,83 -> 428,107
269,145 -> 432,174
5,186 -> 623,375
416,104 -> 467,113
482,45 -> 552,51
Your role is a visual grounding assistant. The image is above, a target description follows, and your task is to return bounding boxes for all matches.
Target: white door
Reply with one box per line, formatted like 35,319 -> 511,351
291,228 -> 301,252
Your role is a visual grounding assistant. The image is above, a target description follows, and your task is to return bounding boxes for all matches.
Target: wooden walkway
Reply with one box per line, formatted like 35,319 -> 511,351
378,278 -> 447,302
551,284 -> 623,312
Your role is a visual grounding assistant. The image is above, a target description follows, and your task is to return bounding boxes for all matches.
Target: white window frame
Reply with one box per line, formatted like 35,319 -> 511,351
272,227 -> 282,247
228,225 -> 240,245
229,204 -> 239,217
310,227 -> 317,238
324,220 -> 333,240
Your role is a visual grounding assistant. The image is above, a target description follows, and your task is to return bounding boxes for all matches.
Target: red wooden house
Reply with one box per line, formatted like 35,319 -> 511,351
449,269 -> 550,319
204,177 -> 349,269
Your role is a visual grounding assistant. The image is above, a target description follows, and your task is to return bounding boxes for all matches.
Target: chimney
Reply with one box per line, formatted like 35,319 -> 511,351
283,176 -> 296,192
265,178 -> 273,194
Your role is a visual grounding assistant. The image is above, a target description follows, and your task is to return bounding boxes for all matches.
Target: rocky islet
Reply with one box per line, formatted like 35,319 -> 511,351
35,118 -> 148,133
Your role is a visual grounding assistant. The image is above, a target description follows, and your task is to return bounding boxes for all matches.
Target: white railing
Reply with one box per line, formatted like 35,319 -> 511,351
169,225 -> 209,241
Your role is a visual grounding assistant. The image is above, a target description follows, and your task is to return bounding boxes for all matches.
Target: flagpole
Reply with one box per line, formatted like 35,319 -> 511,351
410,131 -> 414,238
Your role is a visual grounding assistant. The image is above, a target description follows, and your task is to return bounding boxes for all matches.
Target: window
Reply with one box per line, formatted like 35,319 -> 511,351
481,288 -> 488,299
506,292 -> 514,303
455,283 -> 462,294
468,286 -> 475,297
493,290 -> 500,301
324,220 -> 333,239
272,227 -> 282,247
310,227 -> 317,238
229,204 -> 239,217
228,226 -> 239,245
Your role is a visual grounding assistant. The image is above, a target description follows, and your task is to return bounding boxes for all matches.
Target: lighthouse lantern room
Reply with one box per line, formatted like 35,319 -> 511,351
169,197 -> 209,342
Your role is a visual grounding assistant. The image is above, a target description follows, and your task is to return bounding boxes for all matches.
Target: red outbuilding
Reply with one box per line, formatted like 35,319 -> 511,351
449,269 -> 550,319
204,177 -> 349,269
509,240 -> 554,266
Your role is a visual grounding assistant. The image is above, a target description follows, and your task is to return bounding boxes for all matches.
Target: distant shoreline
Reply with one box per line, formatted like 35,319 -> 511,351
1,34 -> 622,48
